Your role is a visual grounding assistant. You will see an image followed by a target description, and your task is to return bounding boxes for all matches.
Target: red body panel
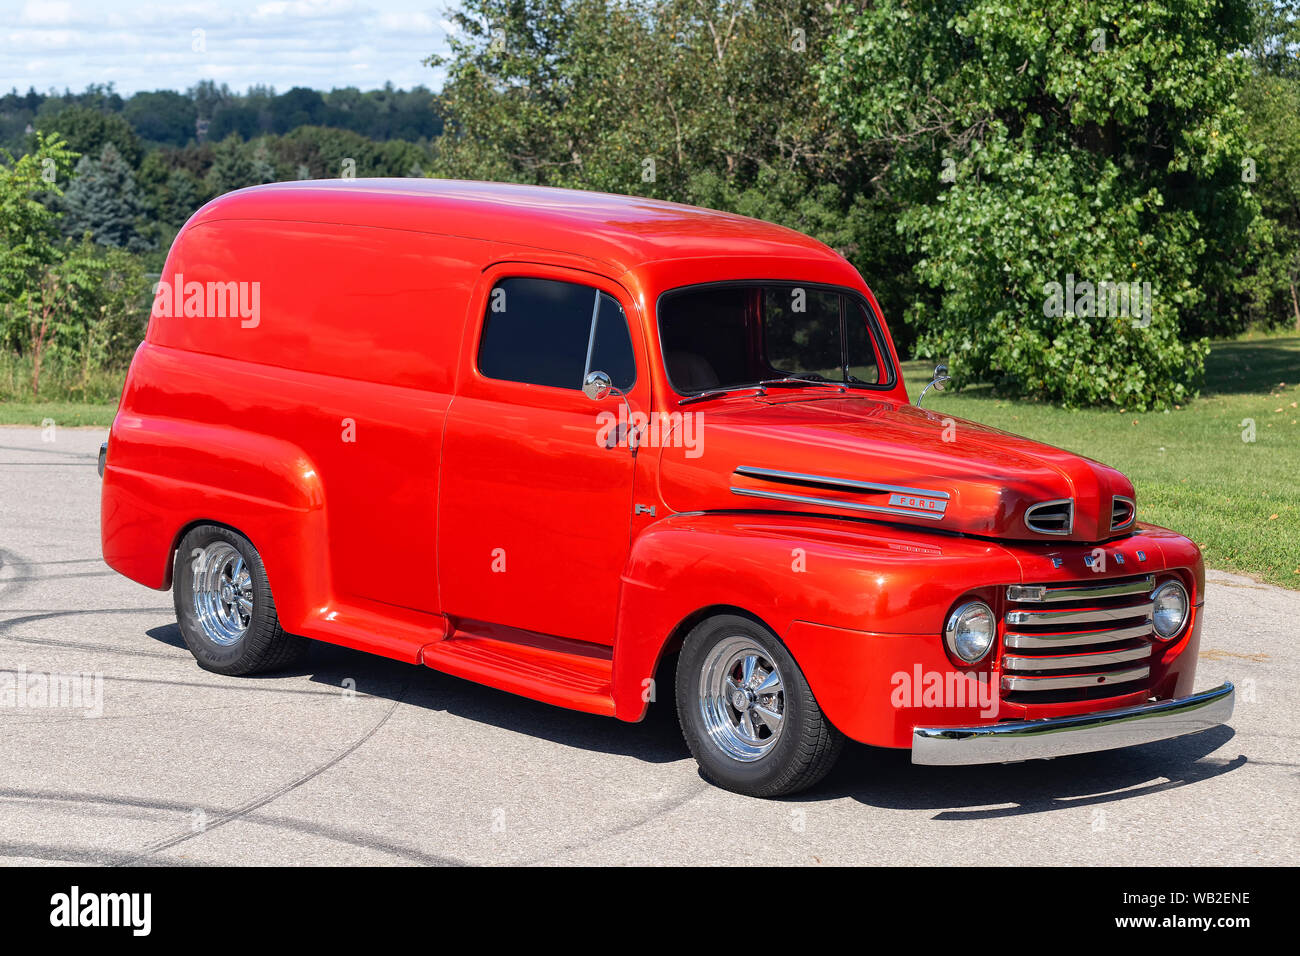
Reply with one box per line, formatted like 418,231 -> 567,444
437,263 -> 647,645
101,179 -> 1210,749
657,396 -> 1135,542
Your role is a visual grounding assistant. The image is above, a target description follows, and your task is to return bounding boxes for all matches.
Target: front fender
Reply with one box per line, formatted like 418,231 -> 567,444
610,512 -> 1022,722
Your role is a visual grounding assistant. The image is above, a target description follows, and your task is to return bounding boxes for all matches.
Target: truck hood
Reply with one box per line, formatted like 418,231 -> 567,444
657,394 -> 1136,543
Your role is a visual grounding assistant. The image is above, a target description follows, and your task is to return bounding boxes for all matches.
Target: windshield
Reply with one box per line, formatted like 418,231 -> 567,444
658,283 -> 891,395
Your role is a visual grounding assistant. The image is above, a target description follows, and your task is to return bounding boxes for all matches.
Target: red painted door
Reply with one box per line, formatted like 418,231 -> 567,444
437,265 -> 646,645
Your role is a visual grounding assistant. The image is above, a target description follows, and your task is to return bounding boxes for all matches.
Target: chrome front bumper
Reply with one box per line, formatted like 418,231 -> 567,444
911,682 -> 1234,766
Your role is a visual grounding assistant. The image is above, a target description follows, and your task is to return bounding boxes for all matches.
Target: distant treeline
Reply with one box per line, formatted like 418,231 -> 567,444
0,81 -> 442,153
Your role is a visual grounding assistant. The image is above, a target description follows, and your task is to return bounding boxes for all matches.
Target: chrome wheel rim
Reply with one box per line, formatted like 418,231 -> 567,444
698,636 -> 786,762
192,542 -> 253,646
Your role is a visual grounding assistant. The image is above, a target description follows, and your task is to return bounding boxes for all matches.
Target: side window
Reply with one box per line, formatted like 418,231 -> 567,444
478,276 -> 636,390
588,292 -> 636,391
844,300 -> 883,385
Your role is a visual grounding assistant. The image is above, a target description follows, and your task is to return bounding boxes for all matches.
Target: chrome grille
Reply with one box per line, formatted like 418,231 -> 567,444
1001,574 -> 1156,700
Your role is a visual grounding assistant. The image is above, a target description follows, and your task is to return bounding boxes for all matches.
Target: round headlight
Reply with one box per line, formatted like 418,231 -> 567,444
945,601 -> 995,663
1151,580 -> 1190,640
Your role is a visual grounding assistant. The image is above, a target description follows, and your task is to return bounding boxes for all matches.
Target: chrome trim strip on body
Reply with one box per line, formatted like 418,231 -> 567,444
728,486 -> 947,520
1003,644 -> 1153,672
733,466 -> 950,501
911,682 -> 1235,766
1000,665 -> 1150,692
1004,622 -> 1153,649
1024,497 -> 1074,535
1006,575 -> 1155,603
1006,603 -> 1154,627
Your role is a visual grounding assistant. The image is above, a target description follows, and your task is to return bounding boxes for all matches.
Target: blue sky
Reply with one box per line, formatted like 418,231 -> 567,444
0,0 -> 456,95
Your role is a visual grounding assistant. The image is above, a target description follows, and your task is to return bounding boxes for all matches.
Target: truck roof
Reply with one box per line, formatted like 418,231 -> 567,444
187,178 -> 846,275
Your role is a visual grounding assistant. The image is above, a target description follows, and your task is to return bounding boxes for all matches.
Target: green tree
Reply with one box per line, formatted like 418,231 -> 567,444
274,125 -> 429,179
206,135 -> 259,194
433,0 -> 838,196
0,132 -> 78,320
1240,74 -> 1300,330
123,90 -> 198,146
429,0 -> 915,344
270,87 -> 327,133
62,143 -> 147,250
820,0 -> 1258,409
4,241 -> 103,395
83,245 -> 151,372
1248,0 -> 1300,76
138,150 -> 206,227
35,105 -> 143,167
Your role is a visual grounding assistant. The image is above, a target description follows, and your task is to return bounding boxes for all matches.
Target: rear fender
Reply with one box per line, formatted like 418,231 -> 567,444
100,413 -> 327,634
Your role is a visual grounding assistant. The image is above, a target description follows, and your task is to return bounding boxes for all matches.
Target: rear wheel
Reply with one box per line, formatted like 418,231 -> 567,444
173,524 -> 305,675
675,614 -> 843,797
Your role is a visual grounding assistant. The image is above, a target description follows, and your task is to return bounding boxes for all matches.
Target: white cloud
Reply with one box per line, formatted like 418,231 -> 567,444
375,11 -> 435,32
20,1 -> 77,26
0,0 -> 450,94
251,0 -> 359,22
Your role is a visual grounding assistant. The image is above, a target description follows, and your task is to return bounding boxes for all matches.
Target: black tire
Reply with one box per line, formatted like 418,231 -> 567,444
675,614 -> 843,797
172,524 -> 306,675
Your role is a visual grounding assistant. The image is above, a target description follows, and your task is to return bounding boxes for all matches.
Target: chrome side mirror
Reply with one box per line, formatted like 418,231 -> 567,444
917,364 -> 951,408
582,370 -> 614,401
583,370 -> 639,454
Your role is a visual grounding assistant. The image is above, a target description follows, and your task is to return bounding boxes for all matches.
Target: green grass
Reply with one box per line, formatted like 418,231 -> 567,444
0,353 -> 123,425
0,401 -> 117,426
907,332 -> 1300,589
3,333 -> 1296,586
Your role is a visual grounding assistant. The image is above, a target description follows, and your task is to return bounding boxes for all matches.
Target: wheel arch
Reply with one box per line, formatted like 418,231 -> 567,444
638,603 -> 776,715
610,512 -> 857,721
163,518 -> 265,591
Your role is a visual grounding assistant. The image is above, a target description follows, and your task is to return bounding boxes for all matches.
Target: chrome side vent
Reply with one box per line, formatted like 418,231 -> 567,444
1111,495 -> 1136,531
1024,498 -> 1074,536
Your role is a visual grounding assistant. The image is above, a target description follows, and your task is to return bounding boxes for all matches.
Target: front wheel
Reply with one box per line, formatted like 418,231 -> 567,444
675,614 -> 843,797
173,524 -> 306,675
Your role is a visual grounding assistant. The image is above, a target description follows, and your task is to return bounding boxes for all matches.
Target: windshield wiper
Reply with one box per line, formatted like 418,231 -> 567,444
678,386 -> 754,406
755,376 -> 846,394
678,376 -> 847,406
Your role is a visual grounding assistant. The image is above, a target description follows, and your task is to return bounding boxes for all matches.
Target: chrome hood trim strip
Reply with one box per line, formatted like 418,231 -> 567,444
731,466 -> 949,519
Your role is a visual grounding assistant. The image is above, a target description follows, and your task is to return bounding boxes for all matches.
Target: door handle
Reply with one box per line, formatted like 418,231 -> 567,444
604,423 -> 638,450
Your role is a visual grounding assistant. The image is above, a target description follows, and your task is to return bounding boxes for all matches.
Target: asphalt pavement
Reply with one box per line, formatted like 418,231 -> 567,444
1,426 -> 1294,865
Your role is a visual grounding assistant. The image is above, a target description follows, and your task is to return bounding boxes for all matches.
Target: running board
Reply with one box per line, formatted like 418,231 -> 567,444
419,624 -> 615,716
